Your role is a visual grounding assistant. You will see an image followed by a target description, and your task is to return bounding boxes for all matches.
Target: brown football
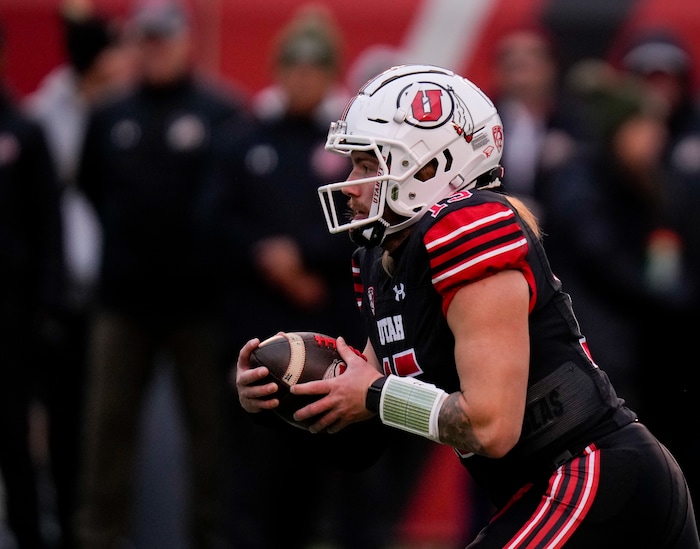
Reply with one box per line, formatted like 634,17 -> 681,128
249,331 -> 362,429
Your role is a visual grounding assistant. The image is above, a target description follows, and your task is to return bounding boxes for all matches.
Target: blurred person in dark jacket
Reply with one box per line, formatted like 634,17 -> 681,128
73,1 -> 246,547
0,21 -> 64,549
23,3 -> 135,546
540,59 -> 695,449
203,6 -> 406,547
246,4 -> 354,332
490,25 -> 585,225
616,28 -> 700,521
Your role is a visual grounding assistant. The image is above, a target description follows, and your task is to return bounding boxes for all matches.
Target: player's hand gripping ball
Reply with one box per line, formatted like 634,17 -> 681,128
249,331 -> 364,430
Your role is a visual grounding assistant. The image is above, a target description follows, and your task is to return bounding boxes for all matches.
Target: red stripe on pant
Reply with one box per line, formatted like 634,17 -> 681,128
504,445 -> 600,548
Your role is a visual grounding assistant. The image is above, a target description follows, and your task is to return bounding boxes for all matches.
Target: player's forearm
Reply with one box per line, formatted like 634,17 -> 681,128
438,392 -> 486,455
366,376 -> 513,457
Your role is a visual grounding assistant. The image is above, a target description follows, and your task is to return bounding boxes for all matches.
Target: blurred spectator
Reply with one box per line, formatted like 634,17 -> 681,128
204,6 -> 365,547
252,5 -> 348,124
0,21 -> 64,549
203,6 -> 424,548
23,3 -> 135,547
540,60 -> 694,425
72,1 -> 247,547
345,43 -> 405,95
248,5 -> 353,327
617,28 -> 700,520
490,25 -> 584,225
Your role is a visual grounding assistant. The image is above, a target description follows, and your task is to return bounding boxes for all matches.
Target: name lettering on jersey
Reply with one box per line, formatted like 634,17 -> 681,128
377,315 -> 405,345
428,190 -> 473,218
393,283 -> 406,301
521,387 -> 564,438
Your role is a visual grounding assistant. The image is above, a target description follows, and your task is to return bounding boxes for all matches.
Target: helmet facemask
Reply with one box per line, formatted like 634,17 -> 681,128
318,121 -> 429,246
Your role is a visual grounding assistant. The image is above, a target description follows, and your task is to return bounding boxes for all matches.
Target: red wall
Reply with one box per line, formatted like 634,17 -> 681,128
2,0 -> 700,100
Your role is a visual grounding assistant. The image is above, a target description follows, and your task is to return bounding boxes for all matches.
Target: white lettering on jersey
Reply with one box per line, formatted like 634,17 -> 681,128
376,315 -> 405,345
393,282 -> 406,301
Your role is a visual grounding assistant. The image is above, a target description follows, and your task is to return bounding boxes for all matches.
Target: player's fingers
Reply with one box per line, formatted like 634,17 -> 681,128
236,362 -> 269,386
289,378 -> 330,396
306,412 -> 338,434
325,417 -> 349,434
336,336 -> 367,367
240,393 -> 279,413
238,377 -> 280,412
335,336 -> 354,361
292,392 -> 332,426
236,338 -> 260,367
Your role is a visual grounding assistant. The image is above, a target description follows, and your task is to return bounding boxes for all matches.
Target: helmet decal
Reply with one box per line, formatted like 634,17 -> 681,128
452,88 -> 476,142
410,89 -> 444,123
400,83 -> 453,128
492,125 -> 504,152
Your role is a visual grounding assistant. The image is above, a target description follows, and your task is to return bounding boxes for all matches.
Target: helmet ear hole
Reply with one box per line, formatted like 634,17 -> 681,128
414,158 -> 438,182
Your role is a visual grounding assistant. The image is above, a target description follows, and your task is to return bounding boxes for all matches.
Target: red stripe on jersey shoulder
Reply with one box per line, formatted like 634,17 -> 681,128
424,200 -> 533,313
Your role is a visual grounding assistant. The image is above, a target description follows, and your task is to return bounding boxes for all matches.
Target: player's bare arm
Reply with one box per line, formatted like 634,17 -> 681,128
440,269 -> 530,458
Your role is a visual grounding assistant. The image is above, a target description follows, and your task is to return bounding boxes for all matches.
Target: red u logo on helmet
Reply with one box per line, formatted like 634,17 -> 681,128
411,89 -> 444,122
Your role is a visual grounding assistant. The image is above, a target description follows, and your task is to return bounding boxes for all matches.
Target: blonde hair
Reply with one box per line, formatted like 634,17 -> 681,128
505,195 -> 542,239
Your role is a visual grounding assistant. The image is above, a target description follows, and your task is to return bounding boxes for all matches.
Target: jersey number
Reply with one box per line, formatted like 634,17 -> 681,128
381,347 -> 423,377
428,190 -> 473,218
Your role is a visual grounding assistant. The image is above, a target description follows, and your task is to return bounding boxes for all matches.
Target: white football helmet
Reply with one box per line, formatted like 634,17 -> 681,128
319,64 -> 504,246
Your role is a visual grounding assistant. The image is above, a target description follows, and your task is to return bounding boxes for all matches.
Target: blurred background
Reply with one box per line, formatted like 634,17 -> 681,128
1,1 -> 700,548
2,0 -> 700,101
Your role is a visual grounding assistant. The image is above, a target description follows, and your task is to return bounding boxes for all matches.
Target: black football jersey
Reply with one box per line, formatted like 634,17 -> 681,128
352,188 -> 636,505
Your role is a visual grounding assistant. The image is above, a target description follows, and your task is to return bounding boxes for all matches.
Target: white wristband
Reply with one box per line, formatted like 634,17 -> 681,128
379,374 -> 448,442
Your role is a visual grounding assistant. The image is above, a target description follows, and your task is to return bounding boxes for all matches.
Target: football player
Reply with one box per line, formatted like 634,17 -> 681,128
235,64 -> 699,548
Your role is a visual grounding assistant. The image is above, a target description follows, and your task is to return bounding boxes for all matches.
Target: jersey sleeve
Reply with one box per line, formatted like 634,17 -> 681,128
424,197 -> 533,314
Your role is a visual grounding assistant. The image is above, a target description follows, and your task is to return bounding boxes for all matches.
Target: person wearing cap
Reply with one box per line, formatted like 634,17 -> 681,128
251,4 -> 349,123
621,30 -> 695,121
73,1 -> 247,547
204,5 -> 401,547
205,6 -> 363,549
